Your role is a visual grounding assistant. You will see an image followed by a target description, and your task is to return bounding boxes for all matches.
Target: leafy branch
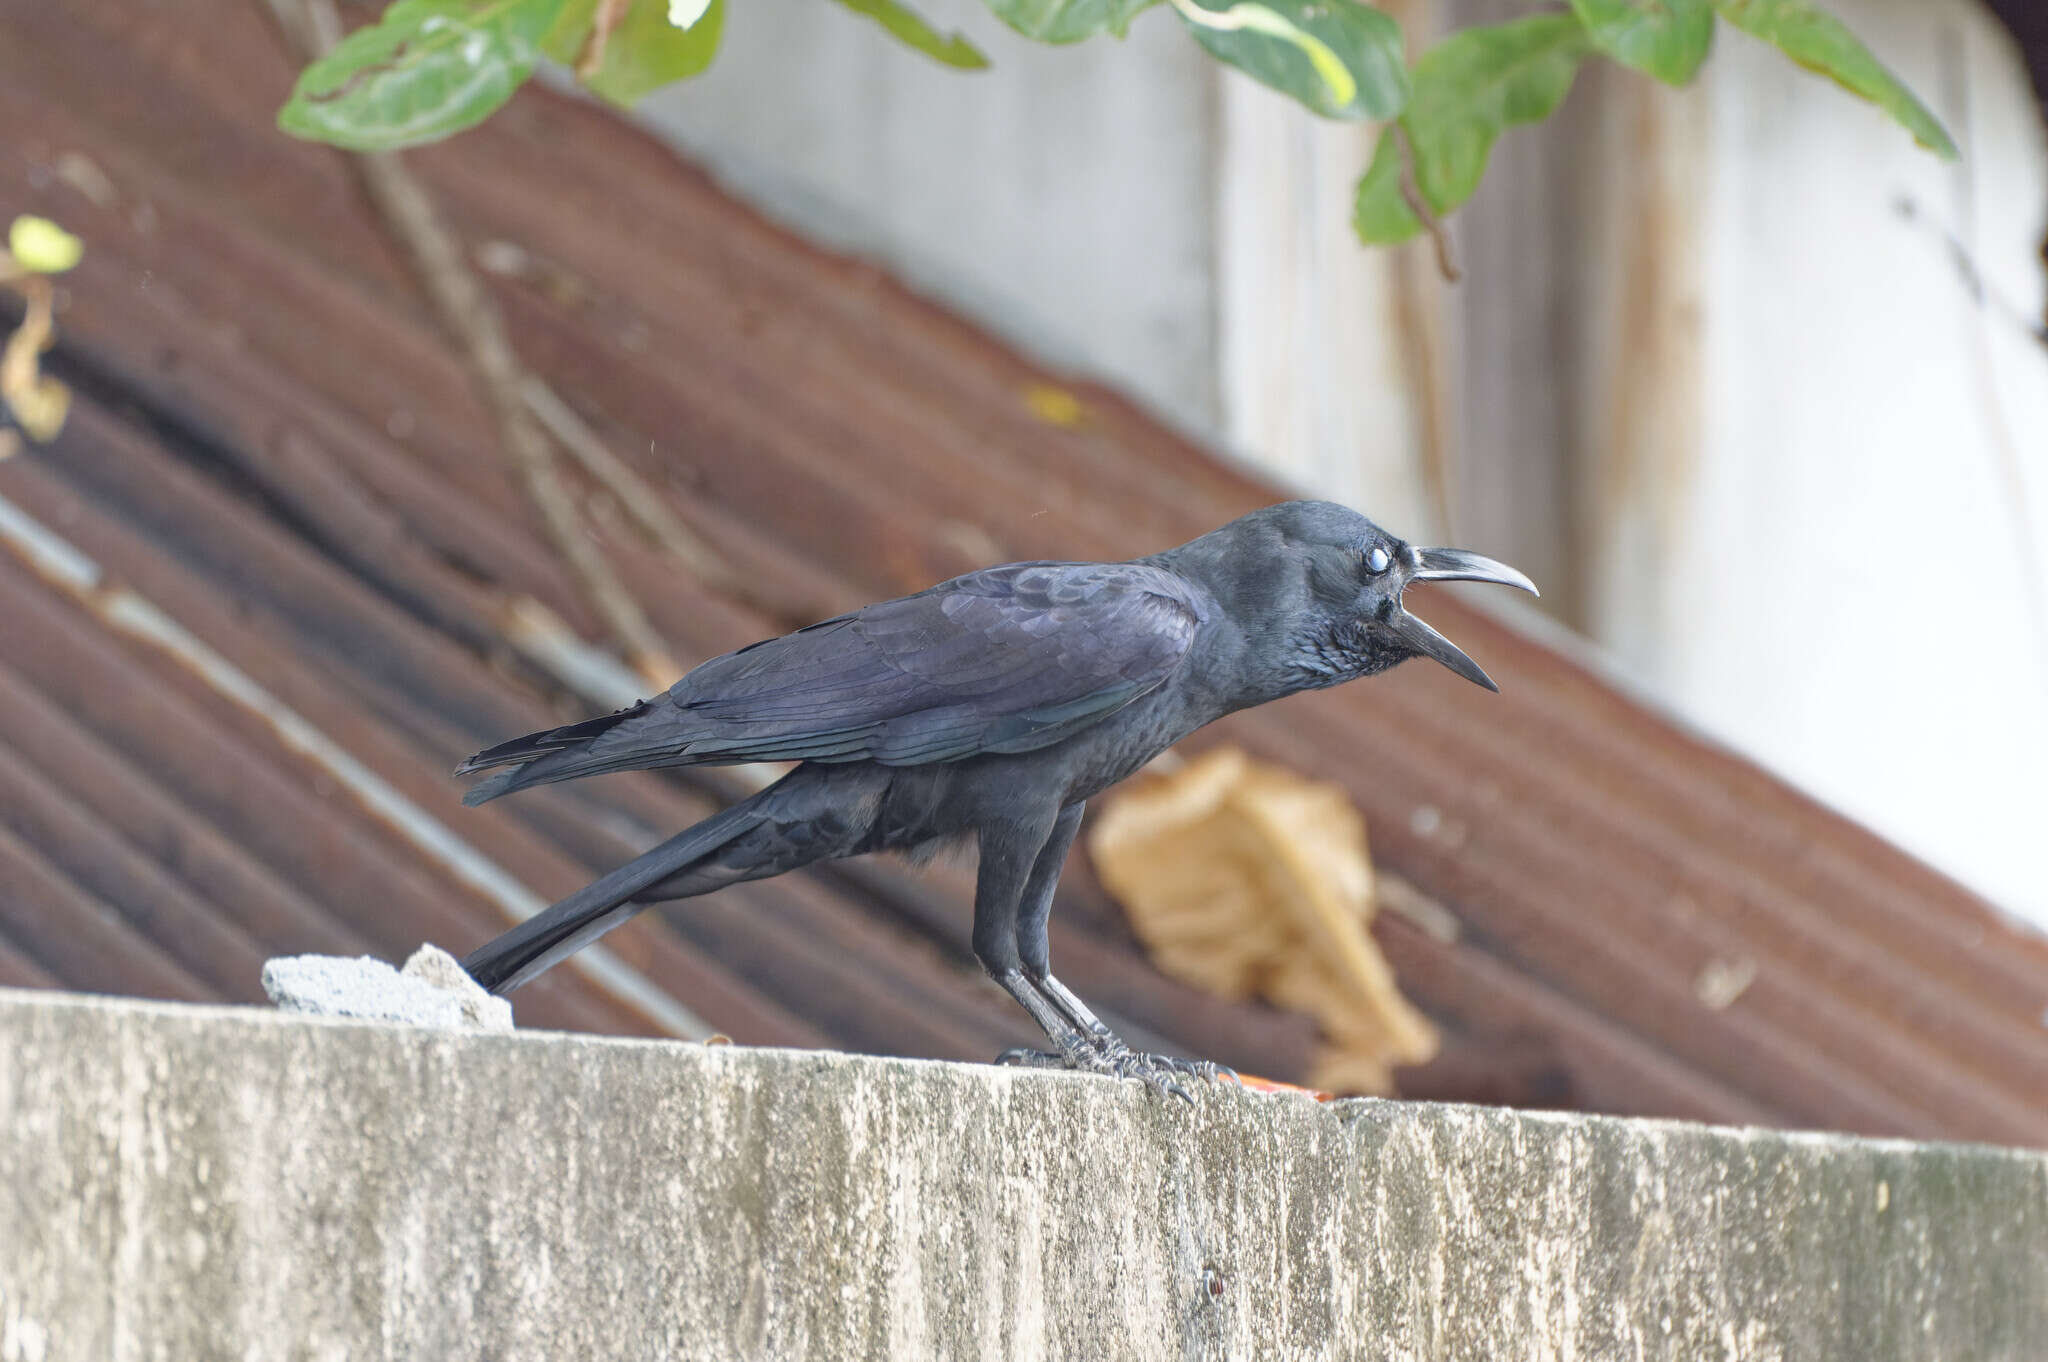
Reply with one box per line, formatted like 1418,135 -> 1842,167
276,0 -> 1957,257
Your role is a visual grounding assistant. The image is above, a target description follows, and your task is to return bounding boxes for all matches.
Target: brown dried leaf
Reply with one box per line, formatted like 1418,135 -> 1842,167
1089,744 -> 1439,1095
1,277 -> 71,442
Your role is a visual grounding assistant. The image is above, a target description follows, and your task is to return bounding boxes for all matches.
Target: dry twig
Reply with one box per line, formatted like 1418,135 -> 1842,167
578,0 -> 632,78
522,381 -> 729,588
1394,124 -> 1460,284
348,151 -> 681,684
274,0 -> 679,686
519,379 -> 828,628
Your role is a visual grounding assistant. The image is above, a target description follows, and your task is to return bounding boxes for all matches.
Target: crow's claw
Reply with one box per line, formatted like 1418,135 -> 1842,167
1107,1049 -> 1195,1104
1080,1029 -> 1219,1101
1130,1048 -> 1196,1105
1122,1050 -> 1238,1087
1166,1056 -> 1241,1086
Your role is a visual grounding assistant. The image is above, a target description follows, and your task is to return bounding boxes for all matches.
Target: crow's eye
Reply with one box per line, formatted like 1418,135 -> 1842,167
1365,545 -> 1391,574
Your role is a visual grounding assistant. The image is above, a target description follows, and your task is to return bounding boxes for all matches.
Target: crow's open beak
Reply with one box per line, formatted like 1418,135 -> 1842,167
1411,546 -> 1540,595
1392,547 -> 1540,693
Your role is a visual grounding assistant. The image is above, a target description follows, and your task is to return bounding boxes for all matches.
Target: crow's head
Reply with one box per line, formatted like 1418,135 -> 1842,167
1180,501 -> 1538,695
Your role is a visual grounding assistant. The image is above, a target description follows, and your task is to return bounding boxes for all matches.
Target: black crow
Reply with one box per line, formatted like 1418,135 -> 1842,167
458,501 -> 1534,1096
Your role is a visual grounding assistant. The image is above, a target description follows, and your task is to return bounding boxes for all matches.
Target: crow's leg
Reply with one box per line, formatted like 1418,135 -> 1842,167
976,806 -> 1187,1101
989,803 -> 1199,1102
972,808 -> 1099,1072
1011,803 -> 1125,1052
1011,802 -> 1083,986
1010,803 -> 1237,1088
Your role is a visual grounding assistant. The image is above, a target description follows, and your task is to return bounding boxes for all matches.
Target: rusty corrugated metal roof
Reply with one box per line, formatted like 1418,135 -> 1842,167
1,0 -> 2043,1142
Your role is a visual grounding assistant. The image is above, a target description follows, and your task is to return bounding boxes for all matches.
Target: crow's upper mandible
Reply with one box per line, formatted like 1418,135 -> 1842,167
456,500 -> 1536,1098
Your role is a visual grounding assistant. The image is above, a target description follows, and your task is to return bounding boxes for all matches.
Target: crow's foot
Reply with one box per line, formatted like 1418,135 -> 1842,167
995,1043 -> 1194,1104
996,969 -> 1233,1102
1080,1028 -> 1239,1088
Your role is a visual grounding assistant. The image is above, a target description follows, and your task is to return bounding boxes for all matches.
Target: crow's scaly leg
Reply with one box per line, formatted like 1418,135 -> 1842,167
995,802 -> 1205,1101
973,807 -> 1099,1069
1012,802 -> 1083,983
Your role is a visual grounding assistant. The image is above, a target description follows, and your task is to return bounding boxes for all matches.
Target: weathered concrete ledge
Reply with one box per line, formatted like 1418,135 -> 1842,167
2,991 -> 2043,1360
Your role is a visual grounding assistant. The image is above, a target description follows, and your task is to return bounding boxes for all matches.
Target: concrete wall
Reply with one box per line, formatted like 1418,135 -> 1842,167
4,990 -> 2045,1360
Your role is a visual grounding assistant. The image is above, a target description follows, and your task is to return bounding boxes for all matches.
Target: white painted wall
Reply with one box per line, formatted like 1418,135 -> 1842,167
623,0 -> 1222,433
1665,1 -> 2048,924
624,0 -> 2048,926
1213,73 -> 1434,536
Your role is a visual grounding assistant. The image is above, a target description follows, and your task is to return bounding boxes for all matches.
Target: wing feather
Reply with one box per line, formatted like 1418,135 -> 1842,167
499,561 -> 1203,786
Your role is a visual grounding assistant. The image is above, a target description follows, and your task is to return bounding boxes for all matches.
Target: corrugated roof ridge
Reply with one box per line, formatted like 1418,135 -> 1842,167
0,818 -> 216,1004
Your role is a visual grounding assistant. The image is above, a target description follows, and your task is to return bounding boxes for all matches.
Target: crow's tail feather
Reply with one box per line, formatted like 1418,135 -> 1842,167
460,758 -> 559,807
462,792 -> 769,995
456,704 -> 649,774
455,703 -> 652,806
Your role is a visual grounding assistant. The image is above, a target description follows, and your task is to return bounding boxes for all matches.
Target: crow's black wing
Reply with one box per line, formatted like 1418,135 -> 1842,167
459,561 -> 1203,802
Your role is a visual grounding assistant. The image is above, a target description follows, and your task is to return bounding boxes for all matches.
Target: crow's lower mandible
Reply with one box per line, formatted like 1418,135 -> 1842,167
457,501 -> 1535,1099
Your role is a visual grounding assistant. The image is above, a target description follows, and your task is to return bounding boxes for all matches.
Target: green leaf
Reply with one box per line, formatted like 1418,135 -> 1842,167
277,0 -> 567,151
980,0 -> 1160,45
1174,0 -> 1408,121
830,0 -> 990,69
1354,13 -> 1589,244
541,0 -> 595,59
1569,0 -> 1713,86
541,0 -> 723,105
1711,0 -> 1956,157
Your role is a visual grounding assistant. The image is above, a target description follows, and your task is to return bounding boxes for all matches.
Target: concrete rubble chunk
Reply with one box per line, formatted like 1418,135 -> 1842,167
2,989 -> 2044,1360
260,944 -> 513,1031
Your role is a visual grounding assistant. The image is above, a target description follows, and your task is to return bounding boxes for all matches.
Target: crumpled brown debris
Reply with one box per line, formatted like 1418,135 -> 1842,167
1089,745 -> 1439,1095
1,215 -> 83,447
